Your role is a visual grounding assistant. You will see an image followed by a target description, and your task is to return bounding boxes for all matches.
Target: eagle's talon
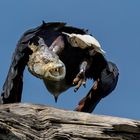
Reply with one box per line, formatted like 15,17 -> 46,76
73,71 -> 87,91
74,80 -> 82,92
83,82 -> 86,88
74,88 -> 78,92
82,78 -> 86,87
73,77 -> 80,85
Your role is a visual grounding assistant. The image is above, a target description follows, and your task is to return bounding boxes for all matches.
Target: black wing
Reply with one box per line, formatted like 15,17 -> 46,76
75,61 -> 119,113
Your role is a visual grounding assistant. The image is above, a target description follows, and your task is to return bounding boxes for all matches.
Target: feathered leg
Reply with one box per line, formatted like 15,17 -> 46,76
75,61 -> 119,113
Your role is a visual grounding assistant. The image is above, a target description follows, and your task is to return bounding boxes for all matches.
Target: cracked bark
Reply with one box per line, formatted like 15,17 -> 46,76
0,103 -> 140,140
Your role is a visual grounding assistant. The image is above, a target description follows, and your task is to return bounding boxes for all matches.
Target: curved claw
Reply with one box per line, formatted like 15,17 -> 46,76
73,72 -> 86,92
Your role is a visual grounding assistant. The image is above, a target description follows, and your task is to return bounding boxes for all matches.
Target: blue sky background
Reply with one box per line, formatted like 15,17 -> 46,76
0,0 -> 140,120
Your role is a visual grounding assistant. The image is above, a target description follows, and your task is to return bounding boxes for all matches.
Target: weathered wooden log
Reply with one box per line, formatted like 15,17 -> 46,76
0,103 -> 140,140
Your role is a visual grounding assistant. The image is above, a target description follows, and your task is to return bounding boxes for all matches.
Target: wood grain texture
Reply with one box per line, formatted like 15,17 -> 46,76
0,103 -> 140,140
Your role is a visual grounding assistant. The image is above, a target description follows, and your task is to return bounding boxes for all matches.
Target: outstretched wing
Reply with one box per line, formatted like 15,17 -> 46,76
0,30 -> 35,103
